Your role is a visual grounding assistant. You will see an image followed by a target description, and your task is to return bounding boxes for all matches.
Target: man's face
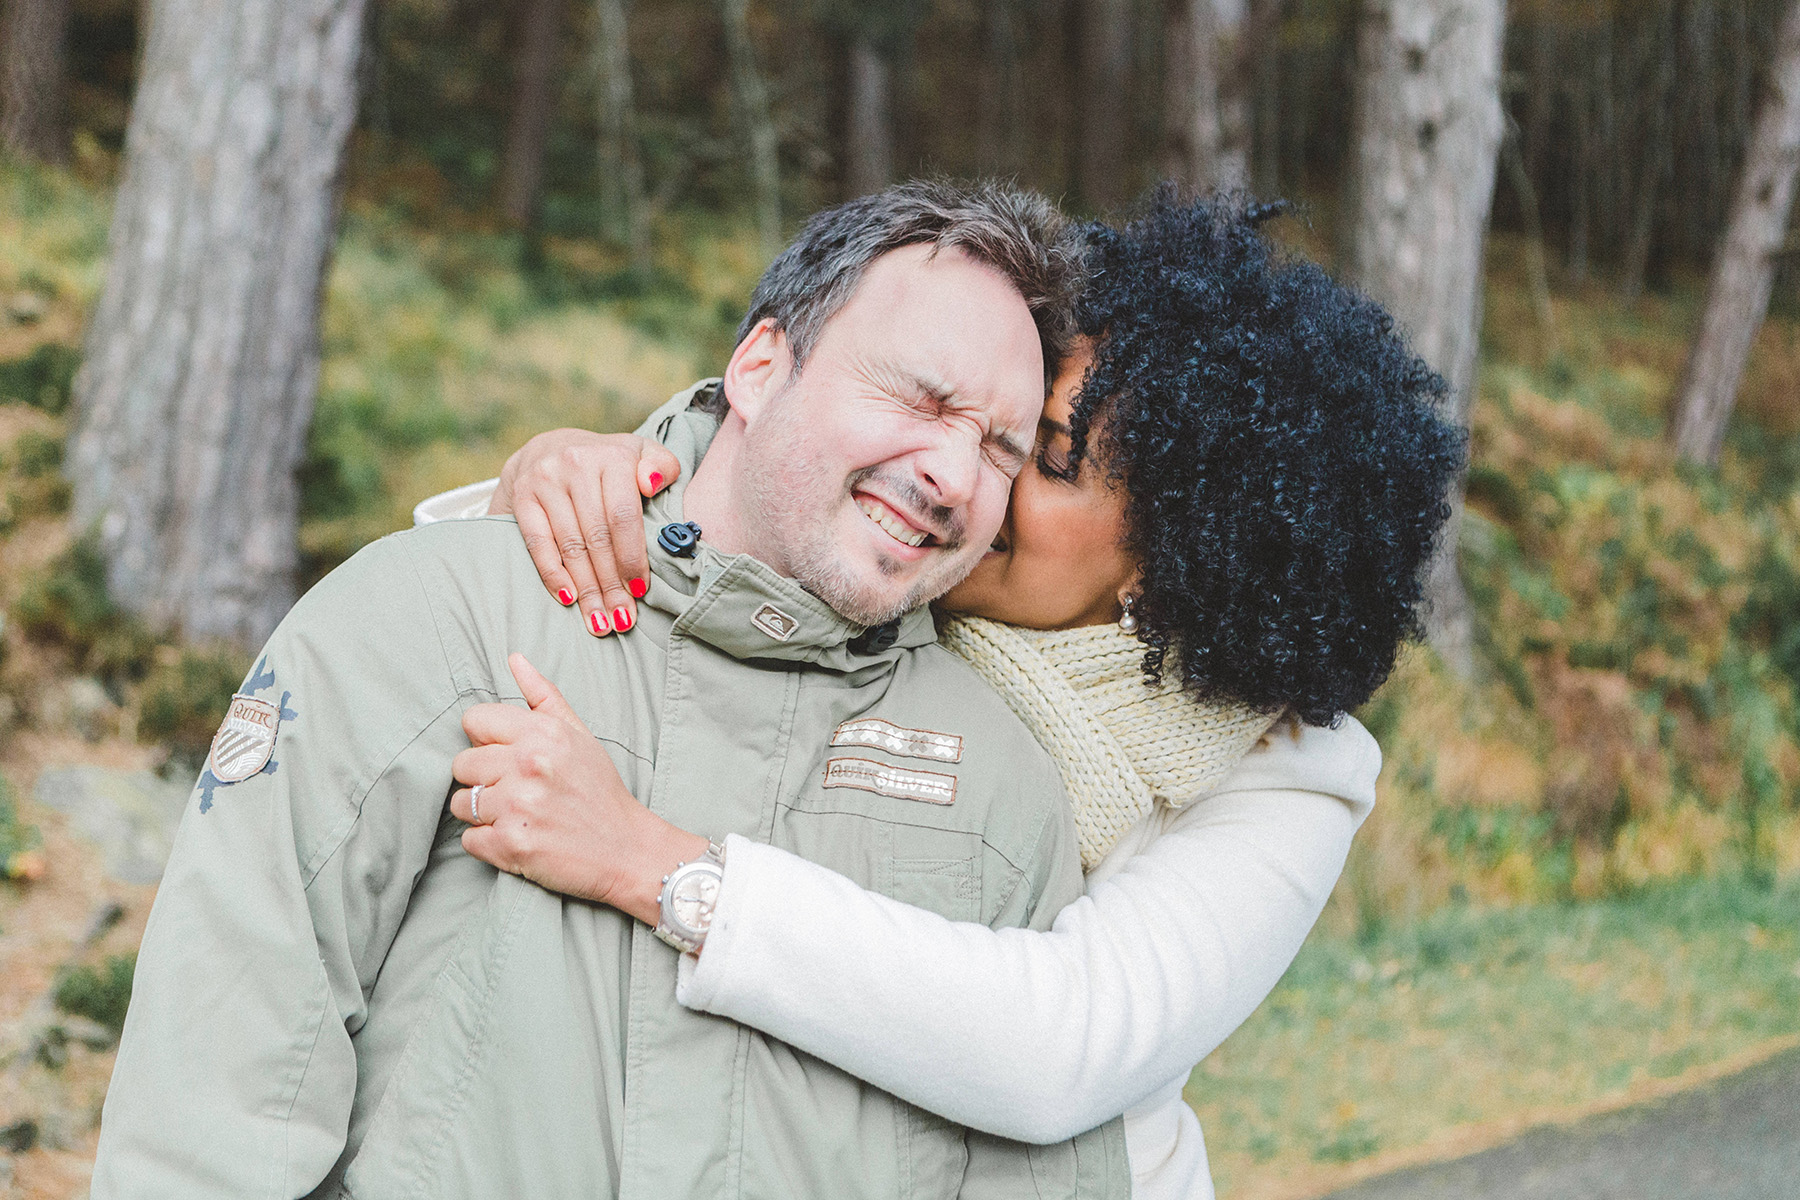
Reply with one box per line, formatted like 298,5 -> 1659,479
732,244 -> 1046,626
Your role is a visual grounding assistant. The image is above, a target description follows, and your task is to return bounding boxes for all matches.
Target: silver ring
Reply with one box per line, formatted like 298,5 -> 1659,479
470,783 -> 485,825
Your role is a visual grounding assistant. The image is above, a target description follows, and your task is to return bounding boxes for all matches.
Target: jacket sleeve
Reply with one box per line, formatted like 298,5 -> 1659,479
678,717 -> 1381,1144
92,534 -> 475,1200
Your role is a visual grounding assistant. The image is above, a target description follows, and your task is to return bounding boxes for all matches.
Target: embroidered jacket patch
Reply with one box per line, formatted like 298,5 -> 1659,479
829,718 -> 963,763
822,757 -> 957,805
208,694 -> 280,783
751,603 -> 800,642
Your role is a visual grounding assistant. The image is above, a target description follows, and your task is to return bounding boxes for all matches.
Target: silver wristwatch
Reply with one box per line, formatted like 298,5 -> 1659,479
653,840 -> 727,954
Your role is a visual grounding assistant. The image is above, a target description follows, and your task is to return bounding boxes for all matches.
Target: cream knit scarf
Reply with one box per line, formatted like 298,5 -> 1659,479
938,615 -> 1279,871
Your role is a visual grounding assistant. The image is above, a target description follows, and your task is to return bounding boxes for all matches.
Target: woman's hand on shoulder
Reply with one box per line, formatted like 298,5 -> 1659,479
488,429 -> 681,636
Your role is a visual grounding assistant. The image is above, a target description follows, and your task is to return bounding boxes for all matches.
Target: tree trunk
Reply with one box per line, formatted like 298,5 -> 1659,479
1345,0 -> 1507,678
497,0 -> 565,229
1594,12 -> 1617,263
1620,2 -> 1674,302
596,0 -> 649,272
720,0 -> 780,259
1501,116 -> 1555,350
1681,0 -> 1720,263
1568,68 -> 1592,281
0,0 -> 73,165
846,37 -> 893,198
68,0 -> 368,646
1077,0 -> 1132,208
1252,0 -> 1280,195
1164,0 -> 1249,194
1523,13 -> 1553,182
977,0 -> 1022,176
1670,0 -> 1800,466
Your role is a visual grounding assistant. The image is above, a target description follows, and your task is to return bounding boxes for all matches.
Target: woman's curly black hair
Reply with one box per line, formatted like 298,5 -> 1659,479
1059,187 -> 1466,726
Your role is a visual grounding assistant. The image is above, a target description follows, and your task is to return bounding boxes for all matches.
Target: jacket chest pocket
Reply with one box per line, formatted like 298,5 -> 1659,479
888,822 -> 983,924
777,762 -> 986,925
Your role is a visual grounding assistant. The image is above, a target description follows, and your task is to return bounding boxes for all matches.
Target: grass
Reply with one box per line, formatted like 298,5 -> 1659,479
1192,871 -> 1800,1195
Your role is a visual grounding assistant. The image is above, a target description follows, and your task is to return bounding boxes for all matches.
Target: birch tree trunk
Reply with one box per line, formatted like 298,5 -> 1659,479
1346,0 -> 1506,677
846,37 -> 893,198
1165,0 -> 1249,195
1670,0 -> 1800,466
596,0 -> 649,272
497,0 -> 566,229
720,0 -> 781,258
1077,0 -> 1133,208
0,0 -> 73,165
68,0 -> 368,646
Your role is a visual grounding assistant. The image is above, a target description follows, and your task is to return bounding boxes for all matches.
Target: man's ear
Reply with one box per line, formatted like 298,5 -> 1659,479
721,318 -> 794,426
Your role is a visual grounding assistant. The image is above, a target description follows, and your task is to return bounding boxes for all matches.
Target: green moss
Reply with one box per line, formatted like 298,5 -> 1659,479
0,344 -> 80,414
12,535 -> 157,681
138,646 -> 253,757
53,953 -> 136,1033
0,775 -> 39,880
9,427 -> 64,476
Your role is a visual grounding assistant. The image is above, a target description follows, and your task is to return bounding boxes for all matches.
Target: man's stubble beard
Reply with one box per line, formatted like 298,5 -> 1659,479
738,389 -> 981,628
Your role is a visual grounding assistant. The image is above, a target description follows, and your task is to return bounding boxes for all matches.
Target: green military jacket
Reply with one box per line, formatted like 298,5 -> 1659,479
95,384 -> 1130,1200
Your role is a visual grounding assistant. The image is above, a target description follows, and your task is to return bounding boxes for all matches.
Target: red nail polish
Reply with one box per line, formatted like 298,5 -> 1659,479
589,610 -> 609,635
557,588 -> 575,606
628,577 -> 648,599
648,471 -> 664,491
612,606 -> 633,632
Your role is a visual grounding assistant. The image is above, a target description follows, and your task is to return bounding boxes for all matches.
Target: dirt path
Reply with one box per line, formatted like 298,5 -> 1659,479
1318,1045 -> 1800,1200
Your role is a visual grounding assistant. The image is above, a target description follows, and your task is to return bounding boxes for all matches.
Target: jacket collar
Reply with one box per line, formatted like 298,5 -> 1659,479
637,381 -> 937,672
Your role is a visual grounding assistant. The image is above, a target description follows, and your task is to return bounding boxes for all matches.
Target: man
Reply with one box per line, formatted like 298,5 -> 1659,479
94,182 -> 1129,1199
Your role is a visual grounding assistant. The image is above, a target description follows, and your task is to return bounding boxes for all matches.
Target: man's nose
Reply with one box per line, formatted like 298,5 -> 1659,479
915,423 -> 982,509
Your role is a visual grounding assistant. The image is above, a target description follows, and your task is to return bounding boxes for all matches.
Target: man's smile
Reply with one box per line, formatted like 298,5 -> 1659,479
855,490 -> 935,550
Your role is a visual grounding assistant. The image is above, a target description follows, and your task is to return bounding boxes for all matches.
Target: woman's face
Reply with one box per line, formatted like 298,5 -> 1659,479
942,344 -> 1140,629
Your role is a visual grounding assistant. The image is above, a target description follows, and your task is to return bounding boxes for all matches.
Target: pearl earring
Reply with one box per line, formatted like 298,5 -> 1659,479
1118,595 -> 1139,635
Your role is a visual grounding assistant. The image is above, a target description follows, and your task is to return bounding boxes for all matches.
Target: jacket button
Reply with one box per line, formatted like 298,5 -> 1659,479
657,521 -> 702,557
850,619 -> 901,655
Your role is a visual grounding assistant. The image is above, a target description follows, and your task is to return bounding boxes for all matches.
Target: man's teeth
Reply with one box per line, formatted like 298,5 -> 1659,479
858,498 -> 929,547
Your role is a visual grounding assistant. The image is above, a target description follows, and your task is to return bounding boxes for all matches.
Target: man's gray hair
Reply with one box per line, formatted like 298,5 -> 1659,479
733,179 -> 1082,390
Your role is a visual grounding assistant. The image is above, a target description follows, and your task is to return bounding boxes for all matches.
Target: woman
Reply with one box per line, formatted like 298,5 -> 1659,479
427,191 -> 1462,1197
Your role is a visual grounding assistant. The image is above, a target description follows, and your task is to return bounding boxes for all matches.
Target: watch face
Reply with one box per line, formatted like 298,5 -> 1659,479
670,868 -> 720,934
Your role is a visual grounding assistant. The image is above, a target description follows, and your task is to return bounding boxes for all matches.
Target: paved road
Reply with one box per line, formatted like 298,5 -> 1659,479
1320,1047 -> 1800,1200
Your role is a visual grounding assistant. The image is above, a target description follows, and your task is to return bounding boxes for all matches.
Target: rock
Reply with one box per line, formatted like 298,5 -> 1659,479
5,292 -> 46,325
31,1109 -> 78,1152
66,677 -> 115,742
33,765 -> 191,885
50,1014 -> 117,1052
37,678 -> 118,742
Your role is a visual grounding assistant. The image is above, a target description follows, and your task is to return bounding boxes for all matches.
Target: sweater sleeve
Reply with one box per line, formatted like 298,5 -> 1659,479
677,717 -> 1380,1144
